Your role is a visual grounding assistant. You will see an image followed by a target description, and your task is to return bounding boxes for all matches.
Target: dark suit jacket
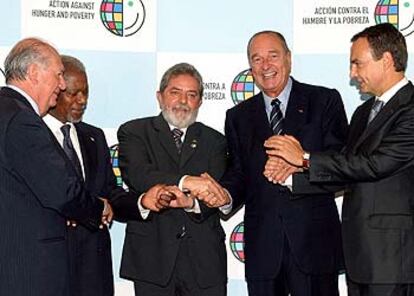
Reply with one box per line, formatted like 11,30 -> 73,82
66,121 -> 122,296
115,114 -> 227,288
309,82 -> 414,284
0,87 -> 103,296
221,78 -> 348,280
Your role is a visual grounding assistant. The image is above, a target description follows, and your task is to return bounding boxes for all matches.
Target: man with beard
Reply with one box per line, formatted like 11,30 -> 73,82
115,63 -> 228,296
44,55 -> 136,296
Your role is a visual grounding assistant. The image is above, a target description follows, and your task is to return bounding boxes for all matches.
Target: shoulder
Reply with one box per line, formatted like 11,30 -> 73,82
226,93 -> 262,117
294,79 -> 341,100
194,122 -> 225,141
118,116 -> 155,132
75,121 -> 106,139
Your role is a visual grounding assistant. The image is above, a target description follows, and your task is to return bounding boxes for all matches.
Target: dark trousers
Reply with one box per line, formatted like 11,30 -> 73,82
347,278 -> 414,296
134,238 -> 226,296
247,236 -> 339,296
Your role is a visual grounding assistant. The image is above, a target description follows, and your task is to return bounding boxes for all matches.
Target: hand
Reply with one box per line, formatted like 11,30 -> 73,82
264,135 -> 304,166
165,186 -> 195,209
263,156 -> 300,183
141,184 -> 174,212
99,198 -> 113,228
197,173 -> 230,208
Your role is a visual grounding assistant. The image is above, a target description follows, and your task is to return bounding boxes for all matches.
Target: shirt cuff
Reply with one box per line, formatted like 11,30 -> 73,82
137,193 -> 150,220
178,175 -> 189,190
219,189 -> 233,214
184,199 -> 201,214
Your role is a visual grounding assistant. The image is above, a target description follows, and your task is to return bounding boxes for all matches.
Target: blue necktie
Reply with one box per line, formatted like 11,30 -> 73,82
270,99 -> 284,135
61,124 -> 83,178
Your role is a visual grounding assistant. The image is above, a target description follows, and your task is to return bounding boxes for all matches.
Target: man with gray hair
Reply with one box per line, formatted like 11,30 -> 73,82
0,39 -> 109,296
115,62 -> 228,296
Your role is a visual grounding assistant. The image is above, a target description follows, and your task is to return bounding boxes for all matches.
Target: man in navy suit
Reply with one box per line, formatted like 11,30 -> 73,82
268,23 -> 414,296
0,39 -> 106,296
44,55 -> 136,296
217,31 -> 349,296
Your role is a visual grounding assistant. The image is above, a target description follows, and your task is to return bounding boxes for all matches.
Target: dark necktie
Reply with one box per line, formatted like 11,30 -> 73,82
270,99 -> 284,135
172,128 -> 184,154
367,99 -> 385,124
61,124 -> 83,178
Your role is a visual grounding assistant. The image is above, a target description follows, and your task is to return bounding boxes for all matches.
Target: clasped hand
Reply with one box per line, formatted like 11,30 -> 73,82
263,135 -> 305,183
141,184 -> 195,212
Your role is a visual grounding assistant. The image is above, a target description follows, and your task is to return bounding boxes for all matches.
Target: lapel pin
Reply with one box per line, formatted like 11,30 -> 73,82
298,109 -> 304,113
90,137 -> 95,142
190,140 -> 197,149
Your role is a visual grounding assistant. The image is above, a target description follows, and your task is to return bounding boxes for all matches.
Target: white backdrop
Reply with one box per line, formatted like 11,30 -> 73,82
1,0 -> 414,295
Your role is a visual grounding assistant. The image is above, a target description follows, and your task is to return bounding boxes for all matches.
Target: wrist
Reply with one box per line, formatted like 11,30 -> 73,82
302,152 -> 310,169
185,198 -> 195,210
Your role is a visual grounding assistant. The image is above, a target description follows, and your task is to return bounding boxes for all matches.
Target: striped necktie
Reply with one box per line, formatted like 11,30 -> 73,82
172,128 -> 184,154
270,99 -> 284,135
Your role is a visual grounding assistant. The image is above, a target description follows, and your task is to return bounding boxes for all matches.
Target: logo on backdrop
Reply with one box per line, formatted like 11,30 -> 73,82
374,0 -> 414,36
231,69 -> 257,105
100,0 -> 146,37
229,222 -> 245,263
109,144 -> 125,187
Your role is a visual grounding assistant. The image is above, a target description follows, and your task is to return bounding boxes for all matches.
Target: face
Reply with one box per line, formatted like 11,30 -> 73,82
51,68 -> 88,123
249,33 -> 291,98
350,37 -> 386,96
157,74 -> 202,129
35,51 -> 66,116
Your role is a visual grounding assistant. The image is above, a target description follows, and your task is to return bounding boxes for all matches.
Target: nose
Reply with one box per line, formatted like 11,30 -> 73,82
179,93 -> 188,104
349,64 -> 357,79
76,92 -> 87,105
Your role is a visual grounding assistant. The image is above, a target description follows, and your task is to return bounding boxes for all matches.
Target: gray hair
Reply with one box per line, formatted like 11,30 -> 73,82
247,30 -> 290,60
4,38 -> 58,83
159,62 -> 204,96
61,55 -> 86,74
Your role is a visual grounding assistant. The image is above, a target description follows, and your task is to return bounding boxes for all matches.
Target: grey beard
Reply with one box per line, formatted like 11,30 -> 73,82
161,108 -> 198,129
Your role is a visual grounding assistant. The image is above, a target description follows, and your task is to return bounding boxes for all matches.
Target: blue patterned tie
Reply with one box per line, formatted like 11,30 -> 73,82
270,99 -> 284,135
61,124 -> 83,178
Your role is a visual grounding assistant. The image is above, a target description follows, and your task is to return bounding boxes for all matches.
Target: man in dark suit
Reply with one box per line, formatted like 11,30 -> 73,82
115,63 -> 228,296
44,55 -> 134,296
268,23 -> 414,296
217,31 -> 348,296
0,39 -> 107,296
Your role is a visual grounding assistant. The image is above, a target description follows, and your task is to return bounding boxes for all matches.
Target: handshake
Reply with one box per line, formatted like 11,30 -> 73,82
263,135 -> 306,184
142,173 -> 231,212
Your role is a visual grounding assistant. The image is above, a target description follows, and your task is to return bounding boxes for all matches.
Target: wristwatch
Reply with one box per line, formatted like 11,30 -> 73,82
302,152 -> 310,169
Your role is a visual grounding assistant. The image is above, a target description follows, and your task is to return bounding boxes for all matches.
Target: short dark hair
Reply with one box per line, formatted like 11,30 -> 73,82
351,23 -> 407,72
159,63 -> 204,96
247,30 -> 290,60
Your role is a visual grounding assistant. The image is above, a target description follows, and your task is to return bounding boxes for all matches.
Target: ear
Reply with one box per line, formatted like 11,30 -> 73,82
382,51 -> 394,71
156,91 -> 163,109
26,63 -> 40,84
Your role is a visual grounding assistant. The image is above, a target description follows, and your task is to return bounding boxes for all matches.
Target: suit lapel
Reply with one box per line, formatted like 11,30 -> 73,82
180,123 -> 201,168
153,115 -> 180,164
354,82 -> 414,148
250,93 -> 273,144
75,124 -> 96,184
283,80 -> 307,138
